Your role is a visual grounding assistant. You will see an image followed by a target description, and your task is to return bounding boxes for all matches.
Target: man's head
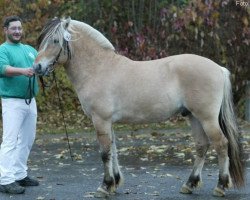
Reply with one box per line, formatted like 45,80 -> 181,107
3,16 -> 23,44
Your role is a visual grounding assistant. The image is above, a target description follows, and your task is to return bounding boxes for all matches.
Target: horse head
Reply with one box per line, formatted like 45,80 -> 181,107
33,17 -> 72,76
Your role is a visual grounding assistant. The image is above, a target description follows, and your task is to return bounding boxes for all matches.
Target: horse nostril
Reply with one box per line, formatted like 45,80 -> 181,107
38,63 -> 42,70
33,63 -> 42,74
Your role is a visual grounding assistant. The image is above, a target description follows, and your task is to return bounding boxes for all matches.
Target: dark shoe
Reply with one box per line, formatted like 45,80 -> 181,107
0,182 -> 25,194
16,176 -> 39,186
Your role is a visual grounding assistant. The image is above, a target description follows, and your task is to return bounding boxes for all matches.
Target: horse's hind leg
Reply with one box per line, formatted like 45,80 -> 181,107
180,115 -> 210,194
111,128 -> 124,187
92,116 -> 116,197
201,119 -> 232,197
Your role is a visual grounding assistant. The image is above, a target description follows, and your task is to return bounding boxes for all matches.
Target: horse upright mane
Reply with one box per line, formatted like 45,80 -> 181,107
72,20 -> 115,51
37,18 -> 115,51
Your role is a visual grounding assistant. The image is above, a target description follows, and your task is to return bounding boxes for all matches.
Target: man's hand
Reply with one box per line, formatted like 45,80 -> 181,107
21,68 -> 35,77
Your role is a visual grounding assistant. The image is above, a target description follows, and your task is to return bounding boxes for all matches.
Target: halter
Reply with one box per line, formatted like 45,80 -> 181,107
52,37 -> 72,65
43,23 -> 72,76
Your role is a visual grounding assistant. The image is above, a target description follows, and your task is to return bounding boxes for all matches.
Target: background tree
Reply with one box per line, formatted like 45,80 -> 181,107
0,0 -> 249,132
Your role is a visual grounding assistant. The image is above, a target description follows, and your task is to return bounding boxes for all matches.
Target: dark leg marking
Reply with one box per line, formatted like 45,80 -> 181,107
114,173 -> 121,185
187,175 -> 201,188
218,174 -> 230,189
101,151 -> 110,163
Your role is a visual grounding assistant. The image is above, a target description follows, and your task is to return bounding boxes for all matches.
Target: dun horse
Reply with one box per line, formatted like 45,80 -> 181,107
33,18 -> 245,197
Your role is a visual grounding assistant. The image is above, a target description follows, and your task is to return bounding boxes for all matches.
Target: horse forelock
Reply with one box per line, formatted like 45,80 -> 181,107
37,18 -> 68,53
37,18 -> 61,47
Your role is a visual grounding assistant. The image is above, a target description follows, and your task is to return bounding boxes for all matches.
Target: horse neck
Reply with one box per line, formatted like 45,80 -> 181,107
65,22 -> 116,75
64,38 -> 116,88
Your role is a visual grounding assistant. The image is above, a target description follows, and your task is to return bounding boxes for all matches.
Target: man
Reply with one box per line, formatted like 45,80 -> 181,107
0,16 -> 39,194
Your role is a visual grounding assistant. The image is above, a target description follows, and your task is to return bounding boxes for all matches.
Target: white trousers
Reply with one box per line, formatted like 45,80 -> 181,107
0,98 -> 37,185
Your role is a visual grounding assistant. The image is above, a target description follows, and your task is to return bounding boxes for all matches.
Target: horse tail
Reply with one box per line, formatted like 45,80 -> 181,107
219,67 -> 245,188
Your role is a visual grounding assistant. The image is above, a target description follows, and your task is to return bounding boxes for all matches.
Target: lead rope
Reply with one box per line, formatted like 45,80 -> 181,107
52,71 -> 74,161
25,75 -> 35,105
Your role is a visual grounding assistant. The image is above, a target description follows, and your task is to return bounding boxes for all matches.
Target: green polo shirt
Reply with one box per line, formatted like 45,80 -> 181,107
0,42 -> 39,99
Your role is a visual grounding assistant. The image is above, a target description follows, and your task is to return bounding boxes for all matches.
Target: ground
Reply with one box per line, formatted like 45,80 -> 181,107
0,125 -> 249,200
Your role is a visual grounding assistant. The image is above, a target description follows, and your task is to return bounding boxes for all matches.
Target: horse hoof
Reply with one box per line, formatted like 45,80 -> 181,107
180,184 -> 193,194
94,187 -> 110,198
197,181 -> 203,188
227,178 -> 233,189
213,187 -> 225,197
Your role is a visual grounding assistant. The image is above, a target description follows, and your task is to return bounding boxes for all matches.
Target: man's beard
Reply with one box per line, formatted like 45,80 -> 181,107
7,34 -> 22,43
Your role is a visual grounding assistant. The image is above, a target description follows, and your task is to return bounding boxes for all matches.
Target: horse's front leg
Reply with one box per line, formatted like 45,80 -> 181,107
92,116 -> 116,198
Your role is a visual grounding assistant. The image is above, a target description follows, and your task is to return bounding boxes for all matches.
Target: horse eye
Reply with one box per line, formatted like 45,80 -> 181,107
53,39 -> 59,44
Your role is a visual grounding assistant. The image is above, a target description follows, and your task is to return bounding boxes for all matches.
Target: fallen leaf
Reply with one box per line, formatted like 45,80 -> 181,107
36,197 -> 45,200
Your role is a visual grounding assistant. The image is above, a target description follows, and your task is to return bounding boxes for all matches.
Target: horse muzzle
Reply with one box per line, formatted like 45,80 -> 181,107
33,63 -> 54,76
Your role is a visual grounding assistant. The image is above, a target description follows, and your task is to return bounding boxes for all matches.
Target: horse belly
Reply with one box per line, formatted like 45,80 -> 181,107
115,106 -> 179,124
113,95 -> 181,124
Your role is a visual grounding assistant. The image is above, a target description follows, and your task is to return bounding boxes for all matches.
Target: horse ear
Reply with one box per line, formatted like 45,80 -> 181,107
63,17 -> 71,29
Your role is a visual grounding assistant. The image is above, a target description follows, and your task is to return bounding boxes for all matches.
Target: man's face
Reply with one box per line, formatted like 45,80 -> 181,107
4,21 -> 23,44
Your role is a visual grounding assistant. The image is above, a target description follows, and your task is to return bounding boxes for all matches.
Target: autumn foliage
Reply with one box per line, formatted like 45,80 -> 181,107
0,0 -> 249,131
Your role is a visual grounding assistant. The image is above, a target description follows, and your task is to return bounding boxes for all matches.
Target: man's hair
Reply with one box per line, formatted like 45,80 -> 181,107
3,16 -> 22,28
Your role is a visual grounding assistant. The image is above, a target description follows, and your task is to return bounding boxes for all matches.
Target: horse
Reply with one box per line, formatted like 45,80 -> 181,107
33,17 -> 245,198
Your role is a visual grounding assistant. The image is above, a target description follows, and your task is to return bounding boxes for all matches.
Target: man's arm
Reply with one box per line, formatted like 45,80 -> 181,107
4,65 -> 35,77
